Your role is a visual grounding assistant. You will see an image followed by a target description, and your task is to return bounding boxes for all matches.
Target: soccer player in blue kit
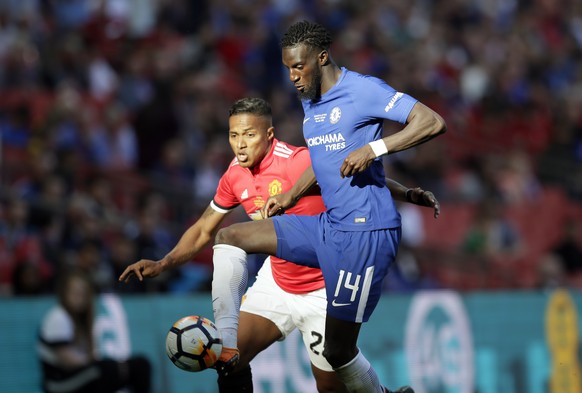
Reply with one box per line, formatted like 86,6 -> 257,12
211,20 -> 446,393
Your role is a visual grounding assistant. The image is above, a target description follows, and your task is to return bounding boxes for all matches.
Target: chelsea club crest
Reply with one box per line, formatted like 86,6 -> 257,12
330,107 -> 341,124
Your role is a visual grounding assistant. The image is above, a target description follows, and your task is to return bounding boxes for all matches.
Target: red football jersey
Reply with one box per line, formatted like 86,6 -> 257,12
211,139 -> 326,294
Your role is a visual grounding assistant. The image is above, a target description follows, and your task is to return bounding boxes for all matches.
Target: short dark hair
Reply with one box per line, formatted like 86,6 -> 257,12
229,97 -> 272,117
281,20 -> 332,51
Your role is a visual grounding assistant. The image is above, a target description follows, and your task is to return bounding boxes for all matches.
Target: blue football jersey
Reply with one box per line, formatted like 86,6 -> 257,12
302,67 -> 418,230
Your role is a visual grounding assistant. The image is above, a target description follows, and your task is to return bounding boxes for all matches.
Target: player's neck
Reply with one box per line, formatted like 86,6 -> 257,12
321,64 -> 342,96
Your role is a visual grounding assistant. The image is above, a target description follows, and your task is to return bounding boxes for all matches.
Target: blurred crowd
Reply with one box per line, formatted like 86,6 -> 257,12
1,0 -> 582,297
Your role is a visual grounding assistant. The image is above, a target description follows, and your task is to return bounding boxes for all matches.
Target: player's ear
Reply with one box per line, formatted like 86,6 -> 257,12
266,126 -> 275,141
318,49 -> 330,66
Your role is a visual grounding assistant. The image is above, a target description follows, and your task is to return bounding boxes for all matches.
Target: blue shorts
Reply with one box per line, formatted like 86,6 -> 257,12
272,213 -> 401,323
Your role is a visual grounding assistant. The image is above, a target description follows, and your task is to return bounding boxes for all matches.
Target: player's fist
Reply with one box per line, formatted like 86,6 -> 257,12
340,145 -> 376,178
261,192 -> 297,218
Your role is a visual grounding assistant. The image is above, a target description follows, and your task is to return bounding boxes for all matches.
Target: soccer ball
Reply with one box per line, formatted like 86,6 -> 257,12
165,315 -> 223,372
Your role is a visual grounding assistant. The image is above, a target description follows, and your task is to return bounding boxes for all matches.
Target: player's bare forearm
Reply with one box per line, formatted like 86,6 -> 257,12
288,165 -> 317,201
119,206 -> 226,282
262,166 -> 317,216
385,178 -> 409,200
382,102 -> 446,154
386,178 -> 440,218
161,207 -> 226,269
161,228 -> 210,270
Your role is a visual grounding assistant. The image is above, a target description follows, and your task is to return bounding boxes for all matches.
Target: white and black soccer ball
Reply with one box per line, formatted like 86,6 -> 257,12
165,315 -> 223,372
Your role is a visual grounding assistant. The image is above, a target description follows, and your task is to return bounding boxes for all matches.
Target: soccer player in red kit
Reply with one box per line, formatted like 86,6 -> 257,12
119,97 -> 440,393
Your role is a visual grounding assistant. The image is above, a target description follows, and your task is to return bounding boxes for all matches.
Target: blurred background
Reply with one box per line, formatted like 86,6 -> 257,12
1,0 -> 582,392
1,0 -> 581,296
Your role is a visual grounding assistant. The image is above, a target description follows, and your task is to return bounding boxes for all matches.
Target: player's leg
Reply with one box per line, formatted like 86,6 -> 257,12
325,314 -> 411,393
215,219 -> 278,255
218,257 -> 296,392
323,315 -> 387,392
322,316 -> 361,368
311,365 -> 348,393
290,285 -> 347,393
212,219 -> 279,373
237,311 -> 283,366
213,216 -> 320,374
235,257 -> 296,365
324,317 -> 388,393
318,227 -> 409,393
217,311 -> 282,393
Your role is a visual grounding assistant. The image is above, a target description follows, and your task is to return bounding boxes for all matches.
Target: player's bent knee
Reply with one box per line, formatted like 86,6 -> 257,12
215,226 -> 243,248
217,364 -> 253,393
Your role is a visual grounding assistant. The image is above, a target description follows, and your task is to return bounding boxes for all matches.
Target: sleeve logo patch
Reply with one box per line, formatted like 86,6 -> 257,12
384,92 -> 403,112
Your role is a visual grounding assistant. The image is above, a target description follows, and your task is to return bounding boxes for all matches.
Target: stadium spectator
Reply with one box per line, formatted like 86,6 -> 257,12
535,252 -> 567,291
82,174 -> 125,230
88,102 -> 138,170
461,198 -> 523,260
37,268 -> 151,393
496,149 -> 541,205
0,196 -> 53,294
537,119 -> 582,200
12,259 -> 48,295
552,218 -> 582,274
109,232 -> 144,293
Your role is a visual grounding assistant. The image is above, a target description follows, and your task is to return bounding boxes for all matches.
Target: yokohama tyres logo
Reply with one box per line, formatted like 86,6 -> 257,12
405,291 -> 474,393
306,132 -> 345,147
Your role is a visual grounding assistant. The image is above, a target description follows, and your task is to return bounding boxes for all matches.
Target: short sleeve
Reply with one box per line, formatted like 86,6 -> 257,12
352,76 -> 418,124
40,307 -> 74,344
212,171 -> 239,212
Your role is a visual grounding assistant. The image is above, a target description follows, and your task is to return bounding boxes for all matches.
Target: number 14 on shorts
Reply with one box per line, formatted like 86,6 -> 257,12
332,269 -> 361,307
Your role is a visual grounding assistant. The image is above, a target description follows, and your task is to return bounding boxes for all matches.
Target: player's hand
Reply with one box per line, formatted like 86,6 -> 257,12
340,145 -> 376,178
261,192 -> 297,218
409,187 -> 440,219
118,259 -> 163,283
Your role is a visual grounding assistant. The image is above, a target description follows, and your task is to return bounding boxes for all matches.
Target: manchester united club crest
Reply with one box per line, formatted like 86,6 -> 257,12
268,180 -> 283,196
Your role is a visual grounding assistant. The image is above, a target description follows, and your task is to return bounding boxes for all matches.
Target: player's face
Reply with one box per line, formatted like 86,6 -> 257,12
282,44 -> 323,101
228,113 -> 274,169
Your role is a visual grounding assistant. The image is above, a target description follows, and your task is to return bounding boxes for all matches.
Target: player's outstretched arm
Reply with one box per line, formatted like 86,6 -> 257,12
340,102 -> 446,178
261,165 -> 317,217
118,206 -> 228,283
386,178 -> 440,218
